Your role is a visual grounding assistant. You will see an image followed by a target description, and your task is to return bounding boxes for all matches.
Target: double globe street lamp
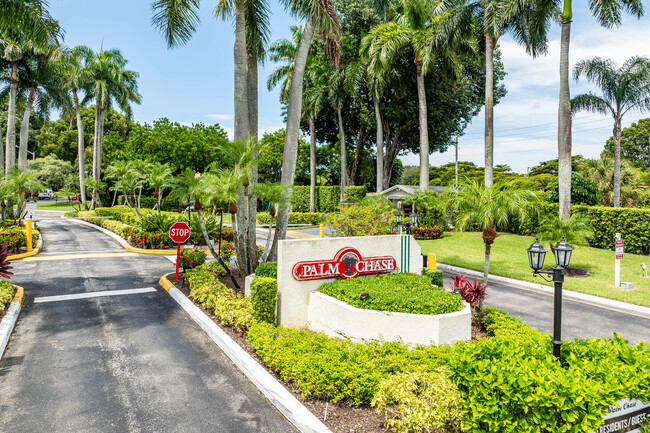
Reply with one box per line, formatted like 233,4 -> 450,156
526,236 -> 574,358
395,205 -> 417,235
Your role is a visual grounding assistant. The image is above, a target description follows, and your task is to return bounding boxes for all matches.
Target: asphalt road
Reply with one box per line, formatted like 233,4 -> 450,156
0,216 -> 297,433
441,271 -> 650,346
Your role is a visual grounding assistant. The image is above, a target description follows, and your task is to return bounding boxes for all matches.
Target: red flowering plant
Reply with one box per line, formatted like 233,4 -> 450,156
179,248 -> 207,271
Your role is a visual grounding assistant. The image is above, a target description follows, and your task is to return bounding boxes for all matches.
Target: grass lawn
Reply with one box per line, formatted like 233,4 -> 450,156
37,200 -> 78,212
418,231 -> 650,308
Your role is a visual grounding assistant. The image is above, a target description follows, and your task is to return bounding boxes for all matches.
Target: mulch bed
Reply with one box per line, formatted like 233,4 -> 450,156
174,269 -> 488,433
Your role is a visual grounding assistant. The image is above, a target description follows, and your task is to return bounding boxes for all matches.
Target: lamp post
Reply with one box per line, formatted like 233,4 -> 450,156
395,207 -> 417,235
526,236 -> 574,358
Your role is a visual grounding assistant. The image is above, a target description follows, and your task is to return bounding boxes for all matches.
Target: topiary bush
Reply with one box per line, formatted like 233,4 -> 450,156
255,261 -> 277,279
422,268 -> 443,287
250,276 -> 278,324
319,273 -> 463,315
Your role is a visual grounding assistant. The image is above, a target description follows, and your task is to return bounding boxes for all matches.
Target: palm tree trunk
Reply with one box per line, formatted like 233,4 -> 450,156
123,193 -> 140,216
262,214 -> 274,262
5,62 -> 19,177
269,20 -> 316,261
374,97 -> 384,192
196,207 -> 241,290
73,90 -> 88,211
613,116 -> 622,207
91,105 -> 101,209
0,115 -> 4,172
337,107 -> 347,202
416,62 -> 429,192
557,14 -> 573,219
18,87 -> 36,171
157,190 -> 162,215
484,34 -> 495,189
247,50 -> 260,274
308,113 -> 317,212
234,0 -> 250,142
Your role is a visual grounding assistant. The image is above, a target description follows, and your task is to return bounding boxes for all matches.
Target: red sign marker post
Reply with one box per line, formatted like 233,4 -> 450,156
169,222 -> 191,281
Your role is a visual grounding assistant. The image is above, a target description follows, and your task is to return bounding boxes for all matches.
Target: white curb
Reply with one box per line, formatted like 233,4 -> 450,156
0,301 -> 22,360
167,285 -> 332,433
70,218 -> 128,246
438,263 -> 650,319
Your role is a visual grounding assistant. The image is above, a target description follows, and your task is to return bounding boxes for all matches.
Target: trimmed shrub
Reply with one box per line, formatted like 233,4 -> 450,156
250,277 -> 278,324
371,368 -> 463,433
291,186 -> 367,212
179,248 -> 207,270
411,225 -> 444,239
0,280 -> 14,311
129,232 -> 169,248
574,205 -> 650,254
117,195 -> 156,209
256,212 -> 327,225
319,273 -> 463,315
422,268 -> 444,287
255,261 -> 277,279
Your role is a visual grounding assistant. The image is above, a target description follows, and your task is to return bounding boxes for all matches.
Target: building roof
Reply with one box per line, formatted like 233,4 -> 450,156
368,185 -> 447,198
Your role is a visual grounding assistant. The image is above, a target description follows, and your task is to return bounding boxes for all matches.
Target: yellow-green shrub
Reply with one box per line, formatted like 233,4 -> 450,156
0,280 -> 15,311
372,368 -> 463,433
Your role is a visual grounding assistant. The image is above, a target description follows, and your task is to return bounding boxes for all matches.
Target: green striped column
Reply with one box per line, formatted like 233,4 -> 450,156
400,234 -> 410,273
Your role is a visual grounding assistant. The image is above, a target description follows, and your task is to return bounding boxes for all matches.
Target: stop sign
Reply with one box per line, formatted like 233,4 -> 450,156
169,222 -> 191,243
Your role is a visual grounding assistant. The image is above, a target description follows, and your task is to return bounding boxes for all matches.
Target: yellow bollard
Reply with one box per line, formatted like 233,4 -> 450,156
26,218 -> 33,252
427,253 -> 437,269
319,224 -> 324,238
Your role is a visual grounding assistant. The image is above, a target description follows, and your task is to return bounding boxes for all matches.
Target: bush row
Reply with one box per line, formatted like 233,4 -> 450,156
256,212 -> 327,225
509,203 -> 650,254
0,280 -> 15,311
290,186 -> 367,212
185,262 -> 254,331
319,273 -> 463,316
250,277 -> 278,324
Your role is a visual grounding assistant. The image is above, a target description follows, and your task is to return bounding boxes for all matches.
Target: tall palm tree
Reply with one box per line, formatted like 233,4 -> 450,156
571,56 -> 650,207
443,178 -> 534,313
0,1 -> 61,176
362,0 -> 476,192
269,0 -> 341,261
464,0 -> 555,188
83,48 -> 141,209
555,0 -> 643,219
60,45 -> 94,211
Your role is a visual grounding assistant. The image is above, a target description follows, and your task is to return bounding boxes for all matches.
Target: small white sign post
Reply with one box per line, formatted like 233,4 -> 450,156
615,233 -> 624,287
25,200 -> 37,219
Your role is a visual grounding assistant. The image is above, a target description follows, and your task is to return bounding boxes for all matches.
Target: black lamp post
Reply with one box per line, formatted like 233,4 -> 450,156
395,207 -> 417,235
526,235 -> 574,358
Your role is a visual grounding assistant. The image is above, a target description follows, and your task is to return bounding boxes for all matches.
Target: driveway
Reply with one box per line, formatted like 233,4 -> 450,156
0,216 -> 297,433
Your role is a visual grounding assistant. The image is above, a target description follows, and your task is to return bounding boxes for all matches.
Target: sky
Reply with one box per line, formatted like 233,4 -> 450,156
49,1 -> 650,175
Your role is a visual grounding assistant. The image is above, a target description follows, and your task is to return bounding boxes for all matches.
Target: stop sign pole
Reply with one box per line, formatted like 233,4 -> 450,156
169,222 -> 191,281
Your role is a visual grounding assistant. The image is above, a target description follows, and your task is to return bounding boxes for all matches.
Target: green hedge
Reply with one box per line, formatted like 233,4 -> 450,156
0,281 -> 14,311
255,261 -> 277,279
290,186 -> 366,212
257,212 -> 327,225
319,273 -> 463,315
422,268 -> 444,287
250,276 -> 278,324
117,195 -> 157,209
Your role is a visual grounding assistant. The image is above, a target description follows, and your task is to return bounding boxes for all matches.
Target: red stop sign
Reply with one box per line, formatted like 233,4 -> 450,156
169,222 -> 191,243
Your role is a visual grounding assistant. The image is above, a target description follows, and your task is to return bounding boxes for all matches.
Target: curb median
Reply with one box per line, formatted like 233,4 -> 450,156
437,263 -> 650,320
0,285 -> 25,360
71,219 -> 176,255
159,274 -> 332,433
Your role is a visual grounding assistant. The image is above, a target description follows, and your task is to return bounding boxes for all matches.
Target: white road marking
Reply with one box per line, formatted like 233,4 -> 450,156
34,287 -> 157,304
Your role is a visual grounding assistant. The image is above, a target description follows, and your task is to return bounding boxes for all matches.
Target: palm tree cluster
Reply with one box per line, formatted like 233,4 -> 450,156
1,1 -> 141,213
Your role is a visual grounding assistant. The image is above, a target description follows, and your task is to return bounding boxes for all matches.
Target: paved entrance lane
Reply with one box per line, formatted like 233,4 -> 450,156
0,219 -> 298,433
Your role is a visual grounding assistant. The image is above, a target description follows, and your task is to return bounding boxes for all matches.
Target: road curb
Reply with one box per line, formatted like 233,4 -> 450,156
159,274 -> 332,433
7,234 -> 43,261
71,219 -> 176,255
0,285 -> 25,360
438,263 -> 650,319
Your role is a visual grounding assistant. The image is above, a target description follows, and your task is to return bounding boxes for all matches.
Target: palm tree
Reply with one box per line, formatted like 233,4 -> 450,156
464,0 -> 555,188
555,0 -> 643,219
582,155 -> 646,207
443,178 -> 534,314
83,48 -> 141,209
5,168 -> 43,221
104,160 -> 131,206
146,162 -> 175,214
60,45 -> 94,211
362,0 -> 476,192
269,0 -> 341,261
571,56 -> 650,208
0,1 -> 61,175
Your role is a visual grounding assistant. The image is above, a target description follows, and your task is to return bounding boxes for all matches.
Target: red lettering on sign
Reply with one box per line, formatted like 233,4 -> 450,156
292,247 -> 396,281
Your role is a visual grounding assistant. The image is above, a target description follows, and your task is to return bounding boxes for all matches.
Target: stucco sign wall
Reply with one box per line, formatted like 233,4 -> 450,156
277,235 -> 422,327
